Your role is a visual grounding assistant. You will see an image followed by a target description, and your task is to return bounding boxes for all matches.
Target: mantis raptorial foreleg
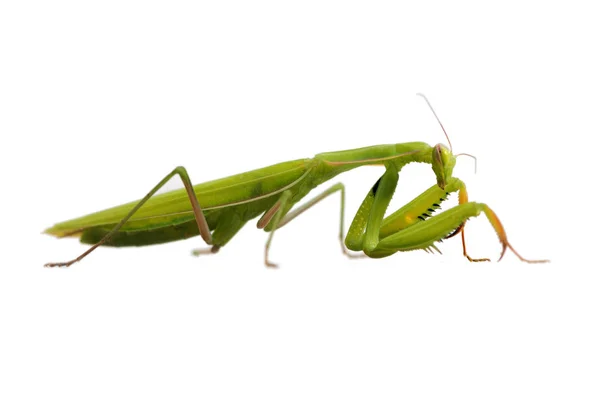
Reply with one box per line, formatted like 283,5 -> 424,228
344,166 -> 399,256
343,166 -> 464,257
45,166 -> 213,267
345,169 -> 547,263
378,176 -> 488,261
375,201 -> 547,263
257,182 -> 364,267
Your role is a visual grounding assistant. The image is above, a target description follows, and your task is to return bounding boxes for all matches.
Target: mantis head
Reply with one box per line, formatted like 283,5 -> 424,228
432,143 -> 456,190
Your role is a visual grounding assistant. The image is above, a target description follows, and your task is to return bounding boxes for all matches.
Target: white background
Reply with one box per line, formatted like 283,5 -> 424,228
1,1 -> 597,399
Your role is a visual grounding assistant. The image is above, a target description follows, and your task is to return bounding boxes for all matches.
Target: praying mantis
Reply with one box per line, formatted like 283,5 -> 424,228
44,94 -> 548,267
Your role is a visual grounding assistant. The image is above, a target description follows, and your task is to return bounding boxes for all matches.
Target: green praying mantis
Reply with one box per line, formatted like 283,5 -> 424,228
44,94 -> 548,267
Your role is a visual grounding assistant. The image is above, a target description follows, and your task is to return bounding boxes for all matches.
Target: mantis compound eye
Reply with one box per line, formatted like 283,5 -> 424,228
432,143 -> 454,190
433,144 -> 444,165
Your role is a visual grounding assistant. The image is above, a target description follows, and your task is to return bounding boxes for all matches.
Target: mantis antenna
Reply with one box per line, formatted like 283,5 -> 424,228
456,153 -> 478,174
417,93 -> 477,174
416,93 -> 453,152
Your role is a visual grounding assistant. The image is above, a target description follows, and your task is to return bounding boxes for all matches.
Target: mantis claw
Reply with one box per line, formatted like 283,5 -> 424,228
466,256 -> 491,263
497,242 -> 508,262
340,242 -> 367,259
506,243 -> 550,264
191,245 -> 220,257
44,261 -> 75,268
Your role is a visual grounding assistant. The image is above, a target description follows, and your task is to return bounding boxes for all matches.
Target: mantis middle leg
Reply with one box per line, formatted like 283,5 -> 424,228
258,182 -> 362,267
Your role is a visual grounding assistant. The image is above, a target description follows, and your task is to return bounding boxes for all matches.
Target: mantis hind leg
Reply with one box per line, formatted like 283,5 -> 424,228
45,166 -> 213,267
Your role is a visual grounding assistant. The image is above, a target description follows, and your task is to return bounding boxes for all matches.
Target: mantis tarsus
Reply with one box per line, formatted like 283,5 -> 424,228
44,95 -> 548,267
